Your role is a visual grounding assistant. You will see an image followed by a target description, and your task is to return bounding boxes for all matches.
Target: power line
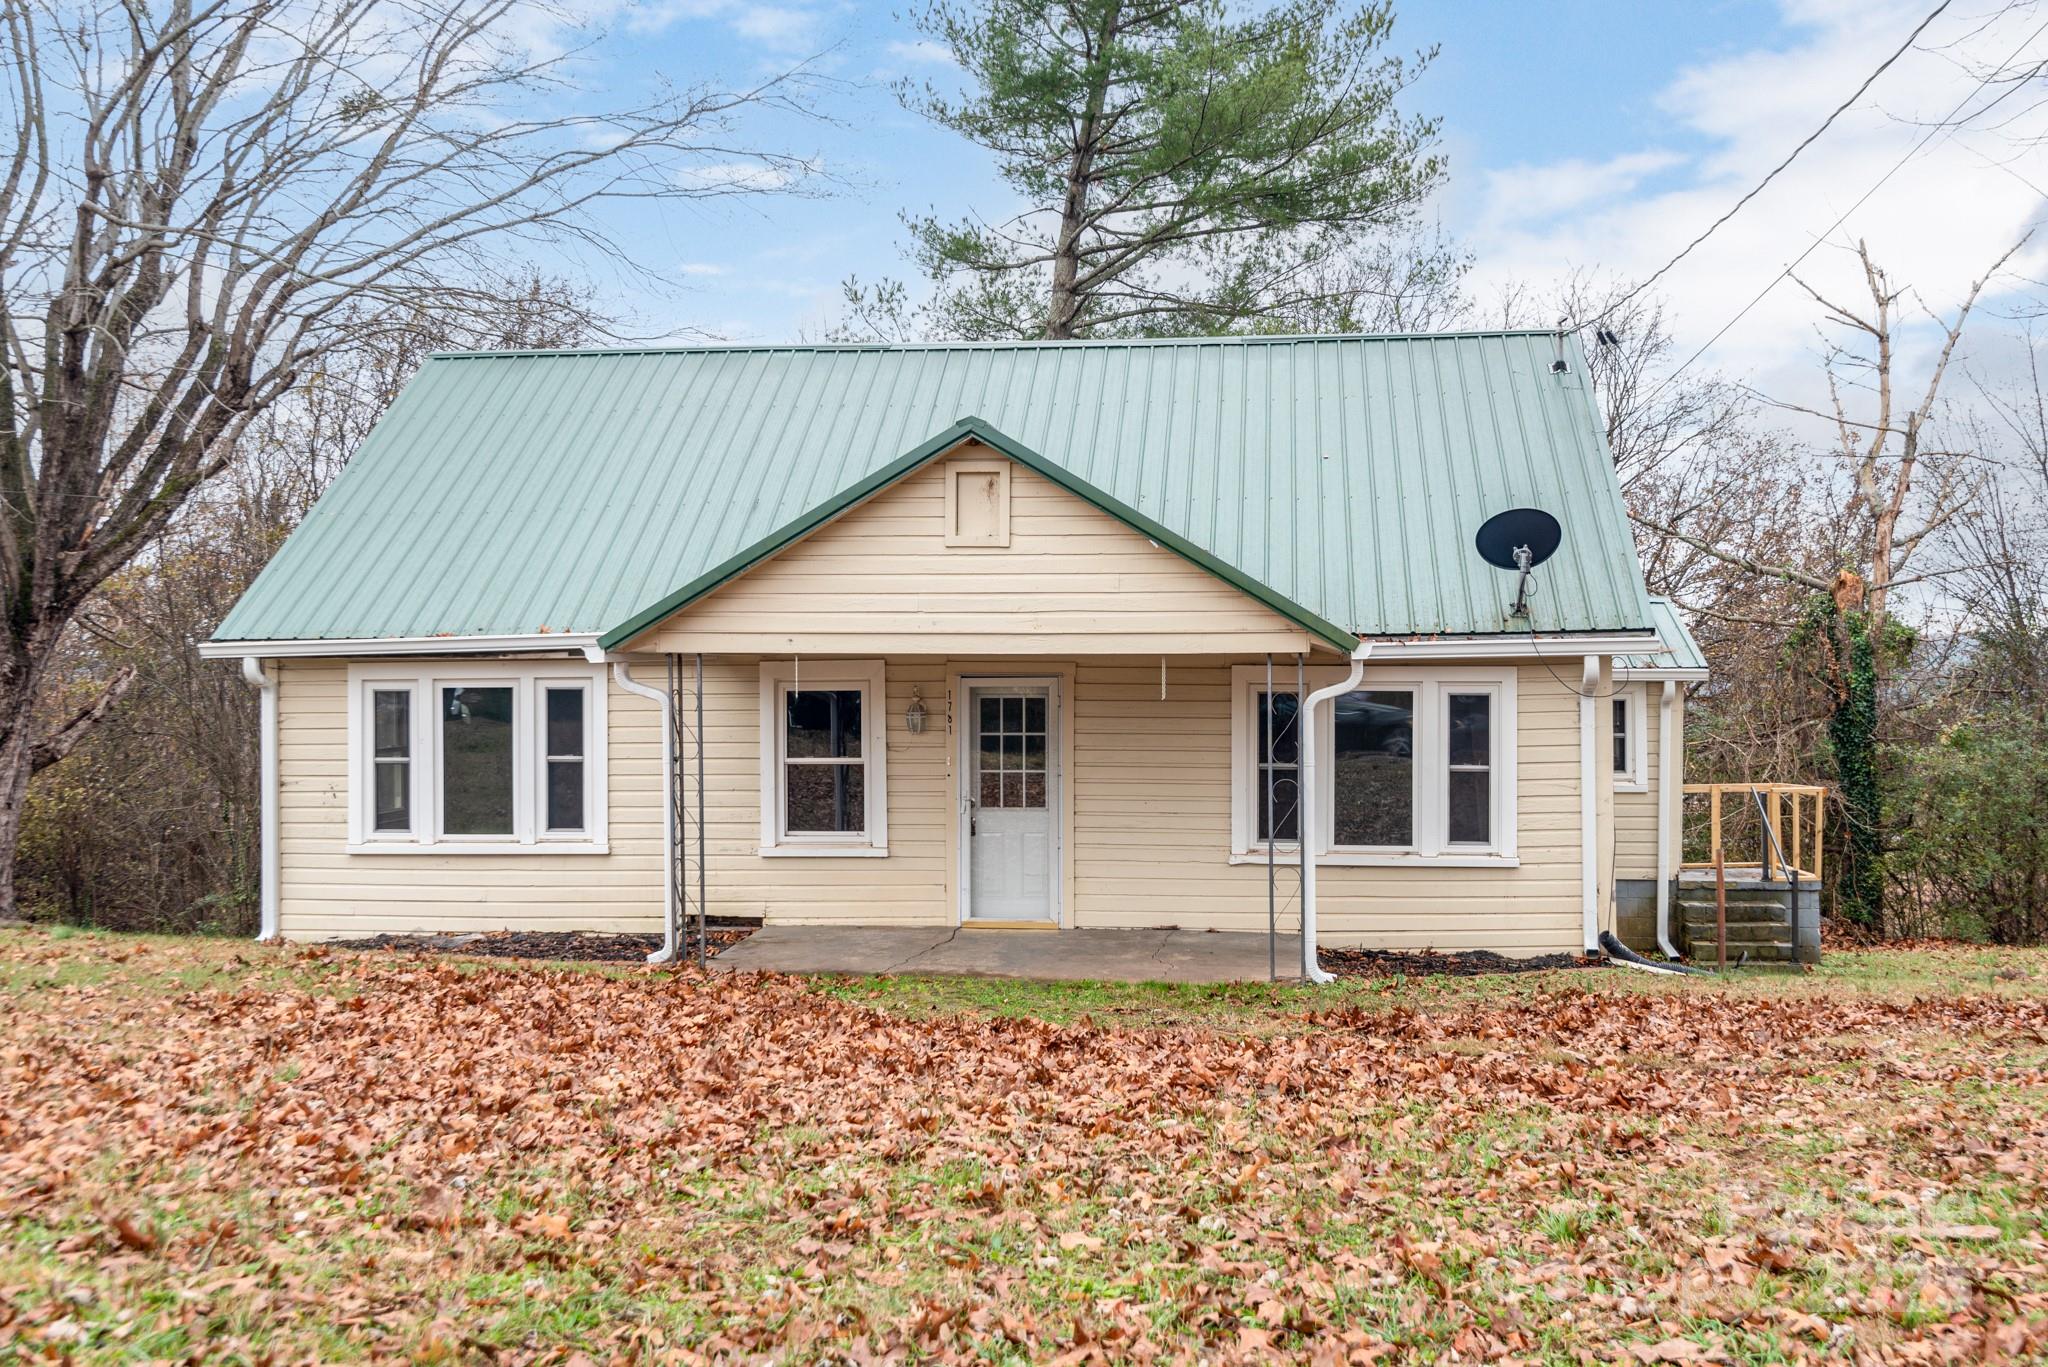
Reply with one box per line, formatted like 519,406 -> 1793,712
1640,12 -> 2048,408
1592,0 -> 1957,328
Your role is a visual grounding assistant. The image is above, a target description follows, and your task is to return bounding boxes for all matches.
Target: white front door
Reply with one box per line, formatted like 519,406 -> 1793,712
962,681 -> 1059,922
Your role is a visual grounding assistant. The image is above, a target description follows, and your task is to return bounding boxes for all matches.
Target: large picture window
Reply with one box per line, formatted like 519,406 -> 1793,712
347,664 -> 607,853
759,660 -> 888,855
1332,689 -> 1414,849
1232,665 -> 1517,865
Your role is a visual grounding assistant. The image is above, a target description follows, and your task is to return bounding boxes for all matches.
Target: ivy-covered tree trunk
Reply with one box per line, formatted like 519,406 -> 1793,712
1826,611 -> 1884,928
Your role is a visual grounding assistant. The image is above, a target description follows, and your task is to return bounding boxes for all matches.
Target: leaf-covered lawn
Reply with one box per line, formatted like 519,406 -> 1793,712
1,930 -> 2044,1364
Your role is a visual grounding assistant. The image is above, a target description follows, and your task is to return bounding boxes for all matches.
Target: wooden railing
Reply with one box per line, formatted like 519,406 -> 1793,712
1682,783 -> 1826,882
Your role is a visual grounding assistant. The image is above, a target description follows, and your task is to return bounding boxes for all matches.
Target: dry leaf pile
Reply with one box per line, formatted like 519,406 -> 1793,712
0,935 -> 2044,1364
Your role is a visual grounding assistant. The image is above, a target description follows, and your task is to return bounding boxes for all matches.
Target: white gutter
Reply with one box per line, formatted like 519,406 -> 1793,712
241,658 -> 280,942
1578,654 -> 1600,953
1296,641 -> 1374,984
611,662 -> 678,965
198,632 -> 602,660
1363,631 -> 1664,661
1654,680 -> 1681,958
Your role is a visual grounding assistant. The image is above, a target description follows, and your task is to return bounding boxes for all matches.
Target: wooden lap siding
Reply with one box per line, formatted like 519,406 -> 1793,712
275,660 -> 666,938
1613,711 -> 1662,882
279,654 -> 1590,956
1068,660 -> 1584,954
678,657 -> 1585,953
627,447 -> 1319,658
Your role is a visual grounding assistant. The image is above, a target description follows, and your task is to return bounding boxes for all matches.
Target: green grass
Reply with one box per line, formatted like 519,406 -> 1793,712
809,943 -> 2048,1029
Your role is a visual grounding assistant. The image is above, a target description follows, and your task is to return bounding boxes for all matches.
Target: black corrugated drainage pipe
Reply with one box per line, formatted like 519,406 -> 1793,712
1599,930 -> 1712,976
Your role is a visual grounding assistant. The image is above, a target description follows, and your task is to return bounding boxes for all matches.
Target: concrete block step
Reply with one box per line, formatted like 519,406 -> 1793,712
1677,894 -> 1795,907
1679,931 -> 1798,952
1685,939 -> 1799,957
1679,914 -> 1794,926
1687,918 -> 1802,930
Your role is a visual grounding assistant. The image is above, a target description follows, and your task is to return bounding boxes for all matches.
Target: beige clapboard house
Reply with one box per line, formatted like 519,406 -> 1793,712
204,333 -> 1708,966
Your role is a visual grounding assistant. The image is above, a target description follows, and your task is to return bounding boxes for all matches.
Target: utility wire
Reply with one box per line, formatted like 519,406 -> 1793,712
1592,0 -> 1956,329
1639,12 -> 2048,409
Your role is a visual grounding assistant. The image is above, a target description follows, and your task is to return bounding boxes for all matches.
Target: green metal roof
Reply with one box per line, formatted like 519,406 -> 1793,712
213,332 -> 1656,647
1621,597 -> 1708,677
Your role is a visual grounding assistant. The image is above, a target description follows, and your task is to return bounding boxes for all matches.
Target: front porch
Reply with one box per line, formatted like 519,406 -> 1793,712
710,925 -> 1306,982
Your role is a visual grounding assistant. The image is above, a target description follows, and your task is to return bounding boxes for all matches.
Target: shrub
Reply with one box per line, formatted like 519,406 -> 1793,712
1888,708 -> 2048,944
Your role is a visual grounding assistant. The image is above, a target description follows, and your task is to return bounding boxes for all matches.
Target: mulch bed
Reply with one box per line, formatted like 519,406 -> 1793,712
340,927 -> 755,963
339,929 -> 1591,977
1318,946 -> 1600,978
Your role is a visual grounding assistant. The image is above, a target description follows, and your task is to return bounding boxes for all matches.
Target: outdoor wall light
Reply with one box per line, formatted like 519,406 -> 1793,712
905,687 -> 927,735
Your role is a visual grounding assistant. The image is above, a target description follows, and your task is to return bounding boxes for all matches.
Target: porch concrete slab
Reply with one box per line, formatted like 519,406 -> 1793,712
710,926 -> 956,976
711,925 -> 1303,983
1156,928 -> 1306,981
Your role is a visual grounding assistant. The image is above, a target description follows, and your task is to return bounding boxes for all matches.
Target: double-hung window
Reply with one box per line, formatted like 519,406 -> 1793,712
348,664 -> 607,853
758,660 -> 888,855
1443,690 -> 1496,847
1611,683 -> 1647,790
1233,666 -> 1517,864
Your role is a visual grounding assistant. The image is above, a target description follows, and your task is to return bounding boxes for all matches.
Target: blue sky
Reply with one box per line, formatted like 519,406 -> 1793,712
548,0 -> 2045,402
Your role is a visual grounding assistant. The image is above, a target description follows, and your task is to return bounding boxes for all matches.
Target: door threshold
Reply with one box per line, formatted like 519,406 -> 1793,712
960,919 -> 1060,931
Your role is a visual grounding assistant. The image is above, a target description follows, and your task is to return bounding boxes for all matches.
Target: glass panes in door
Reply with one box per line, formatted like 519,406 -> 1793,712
976,694 -> 1046,810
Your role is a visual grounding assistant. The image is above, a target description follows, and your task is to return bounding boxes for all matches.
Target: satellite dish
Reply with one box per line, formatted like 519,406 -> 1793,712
1474,508 -> 1562,571
1474,508 -> 1563,621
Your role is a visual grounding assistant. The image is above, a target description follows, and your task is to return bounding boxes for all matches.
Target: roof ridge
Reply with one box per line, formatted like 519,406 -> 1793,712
428,330 -> 1569,362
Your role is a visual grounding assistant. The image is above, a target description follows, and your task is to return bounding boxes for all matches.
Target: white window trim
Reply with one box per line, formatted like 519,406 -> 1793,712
1228,664 -> 1519,868
1612,682 -> 1649,792
758,660 -> 889,856
346,661 -> 609,855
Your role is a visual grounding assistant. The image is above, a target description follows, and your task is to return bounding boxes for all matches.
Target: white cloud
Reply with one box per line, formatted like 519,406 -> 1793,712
675,261 -> 730,276
1475,151 -> 1685,233
885,38 -> 953,66
730,4 -> 820,49
1457,0 -> 2048,410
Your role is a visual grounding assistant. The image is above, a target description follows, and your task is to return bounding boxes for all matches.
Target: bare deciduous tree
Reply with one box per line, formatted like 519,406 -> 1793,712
1639,237 -> 2027,924
0,0 -> 825,916
1492,272 -> 1755,495
1647,238 -> 2030,640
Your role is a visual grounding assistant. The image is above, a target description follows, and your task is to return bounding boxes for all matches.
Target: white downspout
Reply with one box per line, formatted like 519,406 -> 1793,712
1655,679 -> 1681,958
611,662 -> 678,965
1298,641 -> 1374,984
241,657 -> 280,942
1578,655 -> 1600,953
